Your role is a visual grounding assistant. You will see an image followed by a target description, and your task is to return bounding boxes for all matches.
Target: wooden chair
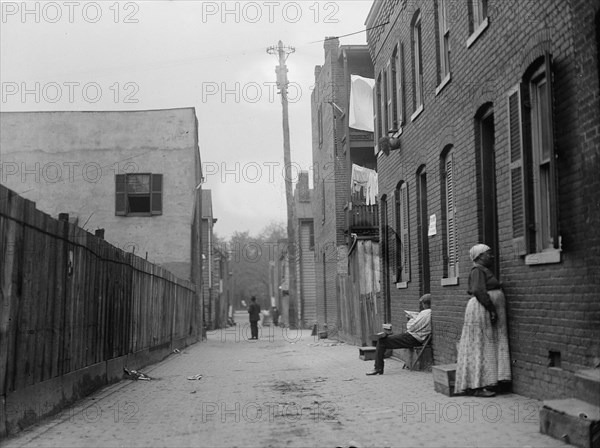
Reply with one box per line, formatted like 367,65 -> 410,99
410,333 -> 432,371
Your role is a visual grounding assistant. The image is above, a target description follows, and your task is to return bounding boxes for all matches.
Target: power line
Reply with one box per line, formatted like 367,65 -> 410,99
306,22 -> 389,45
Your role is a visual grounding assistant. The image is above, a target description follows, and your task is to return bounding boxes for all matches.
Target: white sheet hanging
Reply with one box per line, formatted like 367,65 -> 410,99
349,75 -> 375,132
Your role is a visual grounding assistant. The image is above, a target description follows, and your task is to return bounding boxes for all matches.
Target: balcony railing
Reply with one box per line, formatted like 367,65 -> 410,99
347,203 -> 379,232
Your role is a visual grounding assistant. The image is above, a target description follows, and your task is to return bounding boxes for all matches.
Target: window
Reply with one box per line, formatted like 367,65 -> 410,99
471,0 -> 488,31
395,182 -> 410,285
508,52 -> 560,263
412,11 -> 424,115
380,69 -> 388,136
467,0 -> 489,47
308,221 -> 315,250
385,61 -> 394,132
442,149 -> 458,282
115,173 -> 162,216
318,104 -> 323,146
395,43 -> 405,127
437,0 -> 451,83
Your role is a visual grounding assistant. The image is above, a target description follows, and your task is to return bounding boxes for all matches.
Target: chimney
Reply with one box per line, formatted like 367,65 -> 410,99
324,36 -> 340,57
298,171 -> 310,203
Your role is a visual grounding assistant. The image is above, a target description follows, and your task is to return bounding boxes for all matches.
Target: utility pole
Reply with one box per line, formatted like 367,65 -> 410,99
267,40 -> 298,329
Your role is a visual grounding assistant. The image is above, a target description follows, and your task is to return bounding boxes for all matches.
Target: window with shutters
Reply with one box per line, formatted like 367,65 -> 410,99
411,11 -> 424,120
467,0 -> 489,48
441,148 -> 458,285
381,68 -> 388,137
386,60 -> 394,132
395,43 -> 405,128
436,0 -> 451,90
115,173 -> 163,216
507,53 -> 560,264
395,181 -> 410,287
374,73 -> 383,153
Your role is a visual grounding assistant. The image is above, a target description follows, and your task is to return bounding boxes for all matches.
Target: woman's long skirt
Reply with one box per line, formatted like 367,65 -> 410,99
454,289 -> 511,394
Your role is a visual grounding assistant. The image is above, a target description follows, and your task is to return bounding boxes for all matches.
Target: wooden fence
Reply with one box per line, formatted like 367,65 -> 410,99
0,184 -> 200,429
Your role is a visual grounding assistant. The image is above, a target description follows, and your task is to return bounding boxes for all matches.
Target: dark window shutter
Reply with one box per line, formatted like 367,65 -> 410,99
380,72 -> 387,137
150,174 -> 163,215
544,51 -> 559,249
386,61 -> 393,131
401,182 -> 410,281
398,43 -> 405,126
373,82 -> 379,152
391,47 -> 398,126
508,85 -> 527,255
115,174 -> 126,216
446,152 -> 457,277
393,188 -> 401,282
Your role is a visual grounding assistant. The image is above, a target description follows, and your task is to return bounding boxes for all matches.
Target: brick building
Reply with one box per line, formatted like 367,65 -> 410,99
311,38 -> 379,342
366,0 -> 600,400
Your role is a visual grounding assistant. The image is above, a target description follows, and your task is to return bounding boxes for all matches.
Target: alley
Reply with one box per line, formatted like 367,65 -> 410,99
4,317 -> 566,448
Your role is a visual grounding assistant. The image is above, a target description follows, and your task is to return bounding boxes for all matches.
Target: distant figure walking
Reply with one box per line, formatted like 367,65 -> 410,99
271,306 -> 280,327
248,296 -> 261,340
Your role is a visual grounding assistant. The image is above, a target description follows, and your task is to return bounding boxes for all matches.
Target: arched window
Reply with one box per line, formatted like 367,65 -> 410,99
508,52 -> 560,263
411,10 -> 424,114
394,181 -> 410,285
441,147 -> 458,282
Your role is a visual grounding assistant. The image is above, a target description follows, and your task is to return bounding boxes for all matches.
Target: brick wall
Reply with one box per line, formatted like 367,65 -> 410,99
311,39 -> 376,334
312,38 -> 341,329
368,0 -> 600,400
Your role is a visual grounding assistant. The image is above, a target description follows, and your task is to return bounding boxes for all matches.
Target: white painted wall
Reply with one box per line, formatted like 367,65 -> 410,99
0,108 -> 200,279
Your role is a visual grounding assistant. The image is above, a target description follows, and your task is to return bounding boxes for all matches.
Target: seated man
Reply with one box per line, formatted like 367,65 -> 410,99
366,294 -> 431,375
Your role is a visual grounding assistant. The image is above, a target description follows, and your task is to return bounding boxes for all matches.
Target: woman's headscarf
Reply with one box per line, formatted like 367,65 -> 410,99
469,244 -> 491,262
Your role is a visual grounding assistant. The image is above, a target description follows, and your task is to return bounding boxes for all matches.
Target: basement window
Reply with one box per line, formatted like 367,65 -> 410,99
548,351 -> 562,368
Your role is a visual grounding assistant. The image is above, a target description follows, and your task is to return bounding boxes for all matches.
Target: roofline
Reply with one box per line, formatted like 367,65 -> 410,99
340,44 -> 369,52
0,106 -> 197,115
338,45 -> 371,62
365,0 -> 383,28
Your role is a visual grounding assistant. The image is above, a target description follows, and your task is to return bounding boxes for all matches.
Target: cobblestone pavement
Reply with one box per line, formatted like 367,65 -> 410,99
3,320 -> 568,448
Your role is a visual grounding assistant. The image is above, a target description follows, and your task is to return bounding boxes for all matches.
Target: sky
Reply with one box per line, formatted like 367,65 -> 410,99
0,0 -> 375,240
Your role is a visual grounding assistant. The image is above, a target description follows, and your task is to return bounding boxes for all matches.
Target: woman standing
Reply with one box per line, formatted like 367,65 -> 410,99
454,244 -> 511,397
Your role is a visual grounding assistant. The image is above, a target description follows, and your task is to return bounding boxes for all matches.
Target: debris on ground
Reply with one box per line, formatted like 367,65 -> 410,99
123,367 -> 151,381
309,377 -> 327,383
308,341 -> 345,347
187,373 -> 203,380
173,348 -> 181,354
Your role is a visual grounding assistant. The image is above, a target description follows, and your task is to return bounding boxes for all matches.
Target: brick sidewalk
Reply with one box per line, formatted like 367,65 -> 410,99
3,325 -> 567,448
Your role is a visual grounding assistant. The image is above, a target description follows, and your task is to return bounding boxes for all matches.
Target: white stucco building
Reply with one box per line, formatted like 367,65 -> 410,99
0,108 -> 203,282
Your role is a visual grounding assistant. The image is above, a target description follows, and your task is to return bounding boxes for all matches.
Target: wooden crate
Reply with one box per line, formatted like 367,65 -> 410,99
540,398 -> 600,448
432,364 -> 457,396
359,346 -> 377,361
